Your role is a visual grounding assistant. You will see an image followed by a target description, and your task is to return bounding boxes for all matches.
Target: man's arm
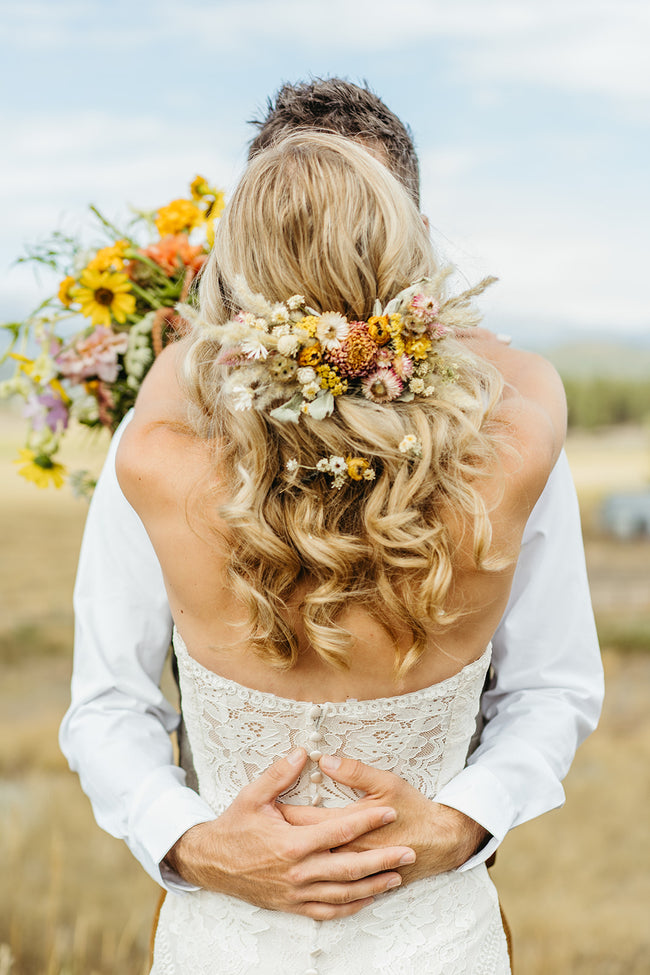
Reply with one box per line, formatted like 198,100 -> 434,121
60,412 -> 414,909
434,449 -> 604,868
59,412 -> 216,889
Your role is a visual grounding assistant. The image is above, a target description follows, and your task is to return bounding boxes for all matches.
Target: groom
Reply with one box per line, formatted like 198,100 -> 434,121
61,79 -> 603,913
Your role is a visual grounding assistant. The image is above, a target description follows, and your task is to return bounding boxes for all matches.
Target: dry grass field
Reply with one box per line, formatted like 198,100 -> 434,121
1,411 -> 649,974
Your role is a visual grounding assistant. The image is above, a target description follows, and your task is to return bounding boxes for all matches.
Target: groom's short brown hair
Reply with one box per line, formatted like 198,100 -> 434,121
248,78 -> 420,208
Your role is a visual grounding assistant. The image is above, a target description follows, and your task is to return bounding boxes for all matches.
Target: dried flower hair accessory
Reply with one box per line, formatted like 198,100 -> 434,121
183,270 -> 497,426
286,454 -> 376,490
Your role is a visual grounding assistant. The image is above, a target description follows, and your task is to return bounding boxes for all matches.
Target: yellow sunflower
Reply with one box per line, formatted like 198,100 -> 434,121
73,269 -> 136,327
155,198 -> 203,237
58,275 -> 77,308
14,449 -> 66,489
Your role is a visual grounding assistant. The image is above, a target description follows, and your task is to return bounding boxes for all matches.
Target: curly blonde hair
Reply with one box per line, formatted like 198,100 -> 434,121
182,132 -> 507,676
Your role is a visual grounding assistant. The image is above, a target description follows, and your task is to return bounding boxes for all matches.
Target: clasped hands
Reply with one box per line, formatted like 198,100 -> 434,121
165,748 -> 488,920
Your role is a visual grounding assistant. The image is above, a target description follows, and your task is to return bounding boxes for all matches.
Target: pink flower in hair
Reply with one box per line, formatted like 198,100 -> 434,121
361,368 -> 404,403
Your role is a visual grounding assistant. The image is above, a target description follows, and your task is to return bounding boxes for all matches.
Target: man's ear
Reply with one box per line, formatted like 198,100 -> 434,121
421,214 -> 430,231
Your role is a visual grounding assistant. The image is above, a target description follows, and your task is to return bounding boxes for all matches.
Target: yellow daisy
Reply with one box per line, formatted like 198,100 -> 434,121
155,198 -> 203,237
14,449 -> 66,489
73,269 -> 136,327
58,275 -> 77,308
87,239 -> 130,273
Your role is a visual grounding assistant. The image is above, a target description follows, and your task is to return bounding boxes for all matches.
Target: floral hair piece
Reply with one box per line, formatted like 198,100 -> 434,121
182,271 -> 497,425
286,454 -> 376,490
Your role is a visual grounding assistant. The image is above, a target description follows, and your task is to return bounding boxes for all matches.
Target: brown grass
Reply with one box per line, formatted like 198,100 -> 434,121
1,410 -> 649,974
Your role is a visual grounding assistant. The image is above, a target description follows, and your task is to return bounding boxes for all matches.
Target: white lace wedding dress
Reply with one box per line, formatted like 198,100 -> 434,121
151,631 -> 510,974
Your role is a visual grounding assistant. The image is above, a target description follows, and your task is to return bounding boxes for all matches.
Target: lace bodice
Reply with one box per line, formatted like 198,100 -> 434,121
173,630 -> 491,815
152,633 -> 510,975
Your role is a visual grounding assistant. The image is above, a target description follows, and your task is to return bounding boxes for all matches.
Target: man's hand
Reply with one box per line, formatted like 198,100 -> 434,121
282,755 -> 489,884
164,748 -> 416,919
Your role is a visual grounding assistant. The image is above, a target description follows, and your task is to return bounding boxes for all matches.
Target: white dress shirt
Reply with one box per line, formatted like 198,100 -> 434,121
59,411 -> 603,889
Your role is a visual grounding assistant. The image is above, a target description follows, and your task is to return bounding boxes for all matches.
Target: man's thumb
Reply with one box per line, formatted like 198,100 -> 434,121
248,748 -> 308,805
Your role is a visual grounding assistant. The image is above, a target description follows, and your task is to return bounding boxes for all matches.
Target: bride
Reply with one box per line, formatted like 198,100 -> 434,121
117,131 -> 565,974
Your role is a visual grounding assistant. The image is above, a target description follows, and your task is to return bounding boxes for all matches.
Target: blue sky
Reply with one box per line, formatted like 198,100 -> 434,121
1,0 -> 648,348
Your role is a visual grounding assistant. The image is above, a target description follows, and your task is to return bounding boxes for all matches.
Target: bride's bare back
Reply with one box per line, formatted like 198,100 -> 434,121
117,333 -> 566,703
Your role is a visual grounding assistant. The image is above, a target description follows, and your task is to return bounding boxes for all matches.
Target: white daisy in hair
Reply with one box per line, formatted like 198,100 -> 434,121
271,304 -> 290,325
241,338 -> 269,360
398,434 -> 422,457
316,312 -> 349,350
329,456 -> 347,474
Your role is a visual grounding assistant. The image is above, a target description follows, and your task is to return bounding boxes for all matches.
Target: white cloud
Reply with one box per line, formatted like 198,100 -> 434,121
161,0 -> 650,103
419,147 -> 649,332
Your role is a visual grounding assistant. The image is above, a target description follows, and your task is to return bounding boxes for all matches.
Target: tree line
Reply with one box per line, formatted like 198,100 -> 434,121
563,376 -> 650,429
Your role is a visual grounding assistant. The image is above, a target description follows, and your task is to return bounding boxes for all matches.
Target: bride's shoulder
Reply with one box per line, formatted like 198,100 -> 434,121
116,338 -> 205,508
473,337 -> 567,507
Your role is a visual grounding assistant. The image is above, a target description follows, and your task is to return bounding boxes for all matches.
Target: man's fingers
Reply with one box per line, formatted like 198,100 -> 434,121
297,897 -> 376,921
243,748 -> 308,806
311,846 -> 415,885
280,803 -> 345,827
319,754 -> 396,796
304,803 -> 397,852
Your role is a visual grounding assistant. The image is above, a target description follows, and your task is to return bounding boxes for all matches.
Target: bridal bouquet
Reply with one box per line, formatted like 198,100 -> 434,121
1,176 -> 224,494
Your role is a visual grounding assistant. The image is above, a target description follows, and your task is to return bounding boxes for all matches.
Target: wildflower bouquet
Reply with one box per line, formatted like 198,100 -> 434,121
1,176 -> 224,494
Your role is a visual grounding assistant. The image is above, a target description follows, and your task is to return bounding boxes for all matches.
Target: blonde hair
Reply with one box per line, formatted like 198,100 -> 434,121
182,132 -> 507,676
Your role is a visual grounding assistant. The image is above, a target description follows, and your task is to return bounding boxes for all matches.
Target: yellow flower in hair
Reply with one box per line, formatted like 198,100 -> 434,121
74,269 -> 135,327
296,315 -> 320,338
405,335 -> 432,361
367,315 -> 392,346
298,341 -> 323,367
346,456 -> 370,481
14,448 -> 66,489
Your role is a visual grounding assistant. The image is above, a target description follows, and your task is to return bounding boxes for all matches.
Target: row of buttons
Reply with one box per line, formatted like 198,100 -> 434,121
305,705 -> 324,972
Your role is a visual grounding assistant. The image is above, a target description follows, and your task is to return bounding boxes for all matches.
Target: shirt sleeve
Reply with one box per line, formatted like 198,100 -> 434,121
435,450 -> 604,870
59,411 -> 216,890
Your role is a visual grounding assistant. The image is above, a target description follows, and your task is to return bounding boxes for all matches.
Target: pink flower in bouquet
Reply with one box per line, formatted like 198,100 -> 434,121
57,326 -> 129,384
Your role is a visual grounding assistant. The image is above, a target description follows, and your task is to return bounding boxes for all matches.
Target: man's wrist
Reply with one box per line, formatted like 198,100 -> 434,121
423,803 -> 490,873
163,821 -> 219,888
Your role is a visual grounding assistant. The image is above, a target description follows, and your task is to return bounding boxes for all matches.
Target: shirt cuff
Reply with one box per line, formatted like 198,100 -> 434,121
434,765 -> 517,871
128,766 -> 217,891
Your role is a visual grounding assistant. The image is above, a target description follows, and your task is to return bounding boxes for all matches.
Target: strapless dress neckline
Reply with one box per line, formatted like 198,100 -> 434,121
172,626 -> 492,709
